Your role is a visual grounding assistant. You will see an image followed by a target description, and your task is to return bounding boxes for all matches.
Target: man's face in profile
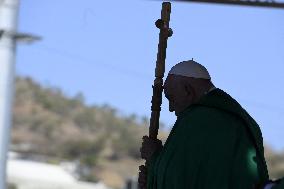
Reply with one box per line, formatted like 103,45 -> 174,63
164,75 -> 194,115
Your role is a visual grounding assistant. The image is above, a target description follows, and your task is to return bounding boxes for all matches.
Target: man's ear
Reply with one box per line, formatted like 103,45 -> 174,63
184,83 -> 195,97
185,83 -> 198,104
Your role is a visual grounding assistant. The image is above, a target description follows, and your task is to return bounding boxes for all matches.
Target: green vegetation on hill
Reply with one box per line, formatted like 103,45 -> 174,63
12,77 -> 168,187
13,77 -> 149,160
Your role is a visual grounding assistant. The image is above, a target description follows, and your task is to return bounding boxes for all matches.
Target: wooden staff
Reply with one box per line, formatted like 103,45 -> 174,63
149,2 -> 172,141
139,2 -> 172,189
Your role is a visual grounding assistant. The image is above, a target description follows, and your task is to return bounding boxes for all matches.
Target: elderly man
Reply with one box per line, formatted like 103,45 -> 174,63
139,60 -> 283,189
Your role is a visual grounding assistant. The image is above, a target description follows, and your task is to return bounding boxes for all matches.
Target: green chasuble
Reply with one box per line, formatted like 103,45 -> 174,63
147,88 -> 270,189
273,180 -> 284,189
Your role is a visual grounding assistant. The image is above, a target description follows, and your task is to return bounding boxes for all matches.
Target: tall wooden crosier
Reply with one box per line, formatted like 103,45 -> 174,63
139,2 -> 173,189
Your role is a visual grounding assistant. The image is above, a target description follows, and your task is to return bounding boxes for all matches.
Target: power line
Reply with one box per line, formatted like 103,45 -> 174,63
239,98 -> 284,114
18,44 -> 284,114
23,44 -> 153,81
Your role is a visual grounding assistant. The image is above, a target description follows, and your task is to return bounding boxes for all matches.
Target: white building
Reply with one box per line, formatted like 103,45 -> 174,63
6,152 -> 110,189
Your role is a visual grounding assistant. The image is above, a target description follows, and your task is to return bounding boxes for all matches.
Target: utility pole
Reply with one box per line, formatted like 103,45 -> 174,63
0,0 -> 40,188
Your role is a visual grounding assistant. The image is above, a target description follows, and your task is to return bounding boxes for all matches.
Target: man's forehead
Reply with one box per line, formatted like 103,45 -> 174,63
165,74 -> 188,84
165,74 -> 179,82
164,75 -> 182,90
164,75 -> 198,90
164,75 -> 174,87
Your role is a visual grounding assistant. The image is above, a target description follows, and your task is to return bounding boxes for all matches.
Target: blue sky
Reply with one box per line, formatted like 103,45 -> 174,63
17,0 -> 284,151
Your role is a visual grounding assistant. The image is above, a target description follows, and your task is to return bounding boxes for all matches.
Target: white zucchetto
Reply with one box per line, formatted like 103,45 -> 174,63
168,60 -> 211,80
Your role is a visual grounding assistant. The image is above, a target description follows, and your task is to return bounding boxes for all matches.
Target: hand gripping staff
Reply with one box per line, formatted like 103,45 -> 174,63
139,2 -> 173,189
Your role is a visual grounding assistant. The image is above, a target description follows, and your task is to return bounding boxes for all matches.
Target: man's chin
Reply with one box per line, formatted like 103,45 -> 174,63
169,108 -> 178,116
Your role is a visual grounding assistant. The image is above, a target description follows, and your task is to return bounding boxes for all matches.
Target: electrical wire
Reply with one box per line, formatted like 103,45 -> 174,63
17,44 -> 284,113
24,44 -> 153,81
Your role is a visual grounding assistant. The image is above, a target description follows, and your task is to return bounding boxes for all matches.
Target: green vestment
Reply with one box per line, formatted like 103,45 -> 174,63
273,180 -> 284,189
147,88 -> 272,189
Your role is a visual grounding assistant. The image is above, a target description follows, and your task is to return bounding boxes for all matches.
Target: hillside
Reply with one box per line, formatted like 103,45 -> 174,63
11,77 -> 284,188
11,76 -> 168,188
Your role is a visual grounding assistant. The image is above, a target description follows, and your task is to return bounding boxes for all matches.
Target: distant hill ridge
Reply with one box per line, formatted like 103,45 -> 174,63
11,76 -> 167,188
